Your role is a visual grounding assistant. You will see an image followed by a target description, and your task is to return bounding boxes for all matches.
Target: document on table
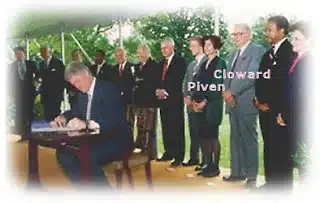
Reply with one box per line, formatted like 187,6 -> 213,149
31,126 -> 75,133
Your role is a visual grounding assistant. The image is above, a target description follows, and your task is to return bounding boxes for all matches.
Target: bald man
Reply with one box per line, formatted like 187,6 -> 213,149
39,45 -> 66,121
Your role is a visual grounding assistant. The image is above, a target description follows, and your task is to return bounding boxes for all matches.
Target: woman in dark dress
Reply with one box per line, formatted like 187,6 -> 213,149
192,35 -> 226,177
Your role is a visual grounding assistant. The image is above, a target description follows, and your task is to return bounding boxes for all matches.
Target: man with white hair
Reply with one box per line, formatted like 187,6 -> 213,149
51,62 -> 132,188
222,24 -> 265,189
156,37 -> 186,169
39,45 -> 66,121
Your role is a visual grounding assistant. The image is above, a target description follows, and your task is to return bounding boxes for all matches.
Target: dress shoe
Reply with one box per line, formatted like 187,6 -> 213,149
197,165 -> 220,177
17,137 -> 28,143
182,159 -> 199,167
195,163 -> 206,171
170,160 -> 182,168
223,175 -> 247,182
244,179 -> 257,190
156,153 -> 173,162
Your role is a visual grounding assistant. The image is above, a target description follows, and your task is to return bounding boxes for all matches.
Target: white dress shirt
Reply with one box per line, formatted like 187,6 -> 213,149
273,38 -> 287,55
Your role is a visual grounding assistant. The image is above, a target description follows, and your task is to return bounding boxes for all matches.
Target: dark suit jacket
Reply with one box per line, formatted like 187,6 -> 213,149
133,58 -> 162,108
89,62 -> 113,82
111,62 -> 135,105
255,39 -> 296,115
63,79 -> 132,144
192,56 -> 226,126
9,60 -> 39,131
157,54 -> 186,107
39,57 -> 66,103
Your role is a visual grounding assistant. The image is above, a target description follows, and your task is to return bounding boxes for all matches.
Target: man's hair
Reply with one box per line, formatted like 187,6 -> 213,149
290,21 -> 310,38
268,15 -> 290,35
40,45 -> 52,51
161,37 -> 175,47
137,43 -> 151,55
189,36 -> 204,47
203,35 -> 224,50
71,49 -> 82,55
96,49 -> 105,57
14,46 -> 25,54
234,23 -> 252,36
64,62 -> 91,80
115,47 -> 126,54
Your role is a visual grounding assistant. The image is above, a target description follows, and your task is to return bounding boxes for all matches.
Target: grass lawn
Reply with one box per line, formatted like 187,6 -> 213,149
155,108 -> 266,175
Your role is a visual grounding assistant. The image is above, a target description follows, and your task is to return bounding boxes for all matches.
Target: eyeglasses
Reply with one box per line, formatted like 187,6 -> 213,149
231,32 -> 245,37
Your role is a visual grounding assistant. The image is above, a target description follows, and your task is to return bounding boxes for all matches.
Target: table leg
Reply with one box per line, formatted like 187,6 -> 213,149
27,139 -> 42,188
79,143 -> 90,183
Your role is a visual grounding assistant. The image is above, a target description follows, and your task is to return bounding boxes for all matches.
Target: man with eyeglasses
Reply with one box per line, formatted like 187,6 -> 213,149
222,24 -> 265,189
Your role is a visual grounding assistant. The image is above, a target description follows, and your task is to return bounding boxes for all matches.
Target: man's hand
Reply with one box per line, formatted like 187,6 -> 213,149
223,90 -> 235,106
223,90 -> 233,101
156,89 -> 168,100
50,115 -> 67,127
67,118 -> 86,130
254,98 -> 270,112
184,96 -> 192,106
276,113 -> 286,126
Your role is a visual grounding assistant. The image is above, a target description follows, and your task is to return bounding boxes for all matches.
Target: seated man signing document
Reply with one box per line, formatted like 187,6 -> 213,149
51,62 -> 133,188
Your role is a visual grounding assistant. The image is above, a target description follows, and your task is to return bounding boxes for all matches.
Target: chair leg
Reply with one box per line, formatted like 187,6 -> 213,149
123,163 -> 134,189
115,169 -> 123,189
145,161 -> 153,190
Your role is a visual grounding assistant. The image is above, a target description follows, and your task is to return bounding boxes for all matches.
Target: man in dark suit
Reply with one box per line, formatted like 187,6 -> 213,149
39,45 -> 66,121
156,37 -> 186,168
51,62 -> 133,187
133,44 -> 162,159
89,49 -> 113,82
8,47 -> 39,141
255,15 -> 296,191
112,48 -> 135,139
182,36 -> 207,167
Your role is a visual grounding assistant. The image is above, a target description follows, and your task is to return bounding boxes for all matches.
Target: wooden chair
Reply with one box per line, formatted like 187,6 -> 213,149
113,108 -> 156,190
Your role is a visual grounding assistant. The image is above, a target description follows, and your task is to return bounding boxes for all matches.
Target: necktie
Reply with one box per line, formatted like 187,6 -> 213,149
18,61 -> 26,80
86,93 -> 92,120
139,63 -> 144,71
119,64 -> 124,77
161,59 -> 168,81
231,50 -> 241,72
43,59 -> 48,70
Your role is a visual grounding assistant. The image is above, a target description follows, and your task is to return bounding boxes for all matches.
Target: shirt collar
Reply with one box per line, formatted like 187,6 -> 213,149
195,53 -> 205,64
98,60 -> 106,67
87,77 -> 96,96
273,38 -> 287,54
166,52 -> 175,65
119,61 -> 127,68
239,40 -> 251,55
47,56 -> 52,64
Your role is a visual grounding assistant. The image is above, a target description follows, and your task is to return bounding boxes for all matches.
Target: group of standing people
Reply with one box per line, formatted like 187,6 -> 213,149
8,14 -> 310,191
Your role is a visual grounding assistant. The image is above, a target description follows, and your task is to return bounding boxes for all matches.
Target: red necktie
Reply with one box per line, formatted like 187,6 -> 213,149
161,59 -> 168,81
119,64 -> 123,77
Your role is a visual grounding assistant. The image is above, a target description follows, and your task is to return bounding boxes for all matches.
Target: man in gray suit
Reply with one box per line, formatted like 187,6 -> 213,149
222,24 -> 265,188
182,36 -> 207,167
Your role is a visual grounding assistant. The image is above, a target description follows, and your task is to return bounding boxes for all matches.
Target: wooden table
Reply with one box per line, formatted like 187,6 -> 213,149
27,128 -> 118,188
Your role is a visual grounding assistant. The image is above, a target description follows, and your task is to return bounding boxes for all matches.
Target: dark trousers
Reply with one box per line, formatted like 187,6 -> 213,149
56,137 -> 130,188
43,100 -> 62,121
188,112 -> 202,161
125,104 -> 136,138
135,107 -> 157,157
260,111 -> 293,189
160,104 -> 185,162
259,111 -> 271,182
